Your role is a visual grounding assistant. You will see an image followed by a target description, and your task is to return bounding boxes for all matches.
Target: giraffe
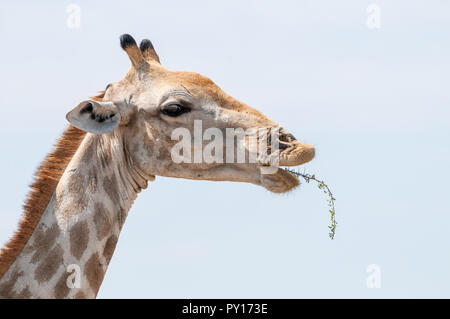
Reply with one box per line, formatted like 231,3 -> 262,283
0,34 -> 315,298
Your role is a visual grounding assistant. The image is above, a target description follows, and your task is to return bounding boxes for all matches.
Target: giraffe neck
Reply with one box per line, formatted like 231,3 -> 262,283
0,130 -> 148,298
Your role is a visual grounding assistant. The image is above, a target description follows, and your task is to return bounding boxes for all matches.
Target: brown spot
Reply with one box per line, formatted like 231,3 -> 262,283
87,167 -> 98,193
15,286 -> 31,299
67,171 -> 87,195
70,220 -> 89,260
103,174 -> 120,202
103,235 -> 118,265
54,271 -> 70,299
99,147 -> 113,170
118,208 -> 127,229
56,175 -> 92,222
85,253 -> 105,295
29,223 -> 61,264
34,244 -> 63,284
94,203 -> 112,240
156,141 -> 171,161
75,291 -> 86,299
0,267 -> 23,298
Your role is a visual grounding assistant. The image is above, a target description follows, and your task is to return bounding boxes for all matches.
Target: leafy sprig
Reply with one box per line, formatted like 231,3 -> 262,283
284,169 -> 337,239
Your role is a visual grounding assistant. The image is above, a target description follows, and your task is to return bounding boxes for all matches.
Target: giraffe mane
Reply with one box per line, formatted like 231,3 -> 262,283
0,100 -> 107,278
91,91 -> 105,101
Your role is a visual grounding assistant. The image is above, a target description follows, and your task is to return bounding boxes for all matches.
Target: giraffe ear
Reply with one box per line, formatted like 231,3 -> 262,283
66,100 -> 121,134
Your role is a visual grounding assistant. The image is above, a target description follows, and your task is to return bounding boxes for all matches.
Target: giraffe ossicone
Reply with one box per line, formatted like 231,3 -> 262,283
0,34 -> 315,298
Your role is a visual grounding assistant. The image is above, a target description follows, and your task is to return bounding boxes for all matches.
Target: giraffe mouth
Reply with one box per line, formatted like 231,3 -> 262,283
257,128 -> 315,168
257,141 -> 315,171
258,162 -> 314,194
257,140 -> 315,193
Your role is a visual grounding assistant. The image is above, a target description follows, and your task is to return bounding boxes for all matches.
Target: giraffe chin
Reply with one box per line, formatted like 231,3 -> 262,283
260,167 -> 300,194
258,142 -> 315,193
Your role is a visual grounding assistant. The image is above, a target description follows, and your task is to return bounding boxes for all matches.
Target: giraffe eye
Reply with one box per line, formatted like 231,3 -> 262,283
161,103 -> 190,117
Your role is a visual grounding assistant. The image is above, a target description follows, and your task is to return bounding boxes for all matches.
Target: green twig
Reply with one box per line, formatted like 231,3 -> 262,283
284,169 -> 337,239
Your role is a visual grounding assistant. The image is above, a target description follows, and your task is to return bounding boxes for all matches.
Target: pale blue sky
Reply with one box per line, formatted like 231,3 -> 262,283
0,1 -> 449,298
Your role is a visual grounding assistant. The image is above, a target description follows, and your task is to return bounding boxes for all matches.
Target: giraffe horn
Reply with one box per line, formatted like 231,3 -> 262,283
120,34 -> 147,69
140,39 -> 160,64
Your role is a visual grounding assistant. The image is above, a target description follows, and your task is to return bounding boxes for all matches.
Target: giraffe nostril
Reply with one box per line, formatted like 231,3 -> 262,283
279,130 -> 297,143
286,133 -> 296,141
279,142 -> 290,150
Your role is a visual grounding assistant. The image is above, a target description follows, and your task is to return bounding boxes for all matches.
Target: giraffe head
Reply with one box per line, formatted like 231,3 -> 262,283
66,34 -> 315,193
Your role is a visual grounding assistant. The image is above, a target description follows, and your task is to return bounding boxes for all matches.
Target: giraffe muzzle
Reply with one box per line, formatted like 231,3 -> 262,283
259,128 -> 315,167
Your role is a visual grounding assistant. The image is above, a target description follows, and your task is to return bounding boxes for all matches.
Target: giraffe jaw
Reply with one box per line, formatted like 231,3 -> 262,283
258,140 -> 315,193
259,166 -> 300,193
